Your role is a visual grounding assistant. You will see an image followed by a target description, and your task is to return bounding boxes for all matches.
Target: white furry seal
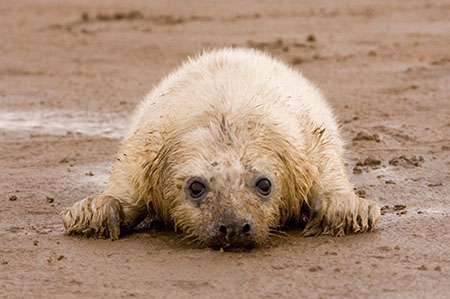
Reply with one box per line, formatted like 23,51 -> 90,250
63,48 -> 380,248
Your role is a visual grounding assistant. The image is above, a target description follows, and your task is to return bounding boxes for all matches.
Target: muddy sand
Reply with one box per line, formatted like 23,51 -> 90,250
1,0 -> 449,298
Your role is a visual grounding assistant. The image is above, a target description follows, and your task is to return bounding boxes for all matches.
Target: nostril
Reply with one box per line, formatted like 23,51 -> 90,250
242,223 -> 251,234
219,225 -> 227,235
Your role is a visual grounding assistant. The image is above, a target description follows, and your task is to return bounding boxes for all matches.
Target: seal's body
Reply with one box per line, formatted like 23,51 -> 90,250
63,48 -> 380,248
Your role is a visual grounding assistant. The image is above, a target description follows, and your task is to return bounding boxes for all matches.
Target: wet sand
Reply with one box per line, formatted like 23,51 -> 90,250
1,1 -> 449,297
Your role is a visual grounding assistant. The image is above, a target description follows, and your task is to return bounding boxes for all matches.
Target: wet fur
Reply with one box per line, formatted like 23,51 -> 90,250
62,48 -> 380,244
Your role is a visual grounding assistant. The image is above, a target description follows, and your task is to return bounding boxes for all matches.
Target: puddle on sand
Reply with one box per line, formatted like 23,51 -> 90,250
0,110 -> 129,138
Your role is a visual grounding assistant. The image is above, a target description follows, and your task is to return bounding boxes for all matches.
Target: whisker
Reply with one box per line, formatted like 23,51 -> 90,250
269,228 -> 288,237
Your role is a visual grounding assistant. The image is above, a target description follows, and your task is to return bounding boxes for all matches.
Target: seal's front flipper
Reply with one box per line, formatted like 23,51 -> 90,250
62,195 -> 126,240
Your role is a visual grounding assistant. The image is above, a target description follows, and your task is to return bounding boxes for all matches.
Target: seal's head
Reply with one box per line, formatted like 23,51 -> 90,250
145,114 -> 311,249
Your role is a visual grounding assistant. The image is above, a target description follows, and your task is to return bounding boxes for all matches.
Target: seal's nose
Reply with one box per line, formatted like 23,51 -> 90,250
213,210 -> 252,242
218,222 -> 251,237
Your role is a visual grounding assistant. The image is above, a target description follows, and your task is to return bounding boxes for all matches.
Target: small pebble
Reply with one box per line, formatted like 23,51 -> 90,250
394,204 -> 406,211
9,195 -> 17,201
308,266 -> 323,272
306,34 -> 316,42
353,166 -> 362,174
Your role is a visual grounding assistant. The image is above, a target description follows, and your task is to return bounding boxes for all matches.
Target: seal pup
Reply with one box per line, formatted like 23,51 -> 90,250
63,48 -> 380,248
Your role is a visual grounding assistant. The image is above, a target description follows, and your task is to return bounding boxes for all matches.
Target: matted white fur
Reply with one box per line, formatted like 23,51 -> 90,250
63,48 -> 380,247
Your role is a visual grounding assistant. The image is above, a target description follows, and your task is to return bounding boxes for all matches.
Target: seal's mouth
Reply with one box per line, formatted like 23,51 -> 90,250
210,242 -> 256,251
206,236 -> 257,251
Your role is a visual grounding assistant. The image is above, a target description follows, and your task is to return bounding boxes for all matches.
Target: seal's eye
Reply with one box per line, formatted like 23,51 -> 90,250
255,178 -> 271,196
189,181 -> 206,198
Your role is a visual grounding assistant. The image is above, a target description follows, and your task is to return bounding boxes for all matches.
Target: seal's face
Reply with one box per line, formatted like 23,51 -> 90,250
166,122 -> 285,249
181,166 -> 276,249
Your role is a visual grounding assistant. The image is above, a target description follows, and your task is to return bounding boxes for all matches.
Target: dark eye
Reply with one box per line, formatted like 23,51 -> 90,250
189,181 -> 206,198
255,178 -> 271,196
